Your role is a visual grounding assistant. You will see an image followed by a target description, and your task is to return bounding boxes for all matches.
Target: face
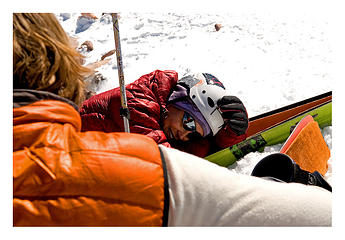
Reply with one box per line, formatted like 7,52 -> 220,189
162,105 -> 204,142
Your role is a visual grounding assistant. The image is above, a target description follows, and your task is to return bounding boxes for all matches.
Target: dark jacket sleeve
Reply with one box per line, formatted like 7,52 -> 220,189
173,138 -> 211,158
213,125 -> 247,151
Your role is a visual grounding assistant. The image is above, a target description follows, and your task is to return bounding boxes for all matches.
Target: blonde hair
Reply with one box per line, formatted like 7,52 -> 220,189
13,13 -> 92,105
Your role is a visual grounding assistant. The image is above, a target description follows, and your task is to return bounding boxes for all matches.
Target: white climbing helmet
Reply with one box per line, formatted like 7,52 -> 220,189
180,73 -> 227,136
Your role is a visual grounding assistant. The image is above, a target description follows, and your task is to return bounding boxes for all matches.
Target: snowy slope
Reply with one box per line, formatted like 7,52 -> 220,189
57,12 -> 332,183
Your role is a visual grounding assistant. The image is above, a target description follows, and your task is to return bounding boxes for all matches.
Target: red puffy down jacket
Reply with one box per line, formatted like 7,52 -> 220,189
80,70 -> 247,157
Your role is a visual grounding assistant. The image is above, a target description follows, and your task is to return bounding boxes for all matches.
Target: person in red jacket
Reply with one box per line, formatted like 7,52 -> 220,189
80,70 -> 249,157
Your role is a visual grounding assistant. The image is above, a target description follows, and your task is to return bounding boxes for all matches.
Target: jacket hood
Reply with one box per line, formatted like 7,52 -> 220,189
13,89 -> 79,110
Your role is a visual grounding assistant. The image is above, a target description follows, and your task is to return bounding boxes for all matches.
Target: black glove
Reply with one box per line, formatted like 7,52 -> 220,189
217,96 -> 249,135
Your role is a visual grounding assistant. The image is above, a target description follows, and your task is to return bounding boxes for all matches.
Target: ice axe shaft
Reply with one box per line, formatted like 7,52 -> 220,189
111,13 -> 130,133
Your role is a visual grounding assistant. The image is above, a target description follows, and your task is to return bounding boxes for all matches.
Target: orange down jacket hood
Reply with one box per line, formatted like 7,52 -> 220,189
13,90 -> 169,226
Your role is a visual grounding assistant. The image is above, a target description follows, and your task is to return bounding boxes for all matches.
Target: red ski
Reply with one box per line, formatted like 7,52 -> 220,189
247,91 -> 331,136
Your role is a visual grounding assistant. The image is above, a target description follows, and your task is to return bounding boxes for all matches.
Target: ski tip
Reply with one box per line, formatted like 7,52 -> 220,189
280,115 -> 314,153
280,114 -> 330,175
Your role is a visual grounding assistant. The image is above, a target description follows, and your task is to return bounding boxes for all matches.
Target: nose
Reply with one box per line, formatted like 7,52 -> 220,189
178,130 -> 190,141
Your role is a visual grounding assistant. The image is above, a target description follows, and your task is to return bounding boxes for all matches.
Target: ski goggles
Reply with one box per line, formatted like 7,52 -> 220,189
182,111 -> 197,132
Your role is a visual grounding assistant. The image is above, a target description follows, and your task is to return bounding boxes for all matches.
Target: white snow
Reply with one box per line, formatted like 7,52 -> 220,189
57,11 -> 332,183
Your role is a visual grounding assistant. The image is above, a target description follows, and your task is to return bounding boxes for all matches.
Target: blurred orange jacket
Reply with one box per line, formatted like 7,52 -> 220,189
13,97 -> 169,226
